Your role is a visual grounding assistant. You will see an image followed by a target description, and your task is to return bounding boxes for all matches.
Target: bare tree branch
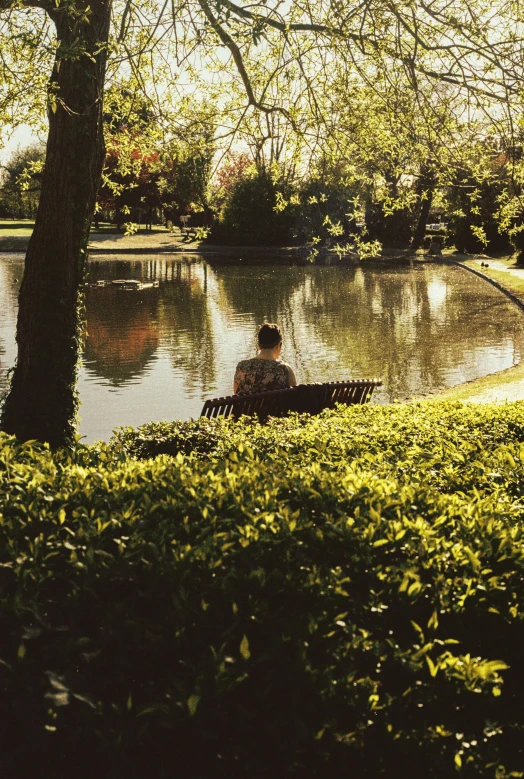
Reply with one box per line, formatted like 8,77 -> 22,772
197,0 -> 298,128
0,0 -> 47,8
118,0 -> 134,43
216,0 -> 358,39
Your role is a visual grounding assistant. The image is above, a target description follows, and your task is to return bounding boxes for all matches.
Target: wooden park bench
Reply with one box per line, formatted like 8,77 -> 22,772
200,379 -> 382,423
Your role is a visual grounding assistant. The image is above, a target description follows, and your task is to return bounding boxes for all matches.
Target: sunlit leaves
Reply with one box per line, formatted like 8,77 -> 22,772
0,5 -> 52,133
3,400 -> 524,772
239,634 -> 250,660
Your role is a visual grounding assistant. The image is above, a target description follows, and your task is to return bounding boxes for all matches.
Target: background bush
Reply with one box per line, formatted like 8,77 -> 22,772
446,170 -> 512,255
212,167 -> 295,245
365,198 -> 416,249
2,402 -> 524,777
290,178 -> 359,246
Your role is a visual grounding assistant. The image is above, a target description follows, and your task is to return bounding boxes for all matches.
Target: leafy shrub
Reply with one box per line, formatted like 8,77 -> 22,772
2,402 -> 524,778
365,198 -> 415,248
110,416 -> 232,459
288,178 -> 359,246
212,167 -> 295,245
446,169 -> 512,255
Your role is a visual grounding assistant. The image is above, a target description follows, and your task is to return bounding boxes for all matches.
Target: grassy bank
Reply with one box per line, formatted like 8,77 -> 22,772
431,360 -> 524,403
1,401 -> 524,777
456,254 -> 524,298
0,220 -> 172,252
0,219 -> 34,250
436,254 -> 524,403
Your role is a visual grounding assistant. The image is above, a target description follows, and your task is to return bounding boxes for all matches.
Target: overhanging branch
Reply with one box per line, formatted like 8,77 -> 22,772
198,0 -> 298,129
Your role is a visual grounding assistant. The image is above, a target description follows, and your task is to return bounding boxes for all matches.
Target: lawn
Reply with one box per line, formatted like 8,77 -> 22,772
0,219 -> 172,235
0,220 -> 173,250
0,218 -> 35,236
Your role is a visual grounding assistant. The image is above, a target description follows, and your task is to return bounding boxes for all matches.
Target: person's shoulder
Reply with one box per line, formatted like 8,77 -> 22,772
280,361 -> 297,386
235,357 -> 260,372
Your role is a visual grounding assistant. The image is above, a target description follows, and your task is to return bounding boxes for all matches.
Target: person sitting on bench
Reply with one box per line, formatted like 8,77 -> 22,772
234,322 -> 297,395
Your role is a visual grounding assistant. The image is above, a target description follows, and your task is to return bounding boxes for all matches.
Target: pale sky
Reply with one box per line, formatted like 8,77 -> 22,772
0,124 -> 44,163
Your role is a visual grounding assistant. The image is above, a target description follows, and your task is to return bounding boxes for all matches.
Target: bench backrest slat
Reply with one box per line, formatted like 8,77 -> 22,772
201,379 -> 382,422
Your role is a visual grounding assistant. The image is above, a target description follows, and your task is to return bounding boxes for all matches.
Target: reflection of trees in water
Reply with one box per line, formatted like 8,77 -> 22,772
157,261 -> 217,396
326,266 -> 442,394
84,287 -> 160,385
0,259 -> 24,393
290,264 -> 523,398
88,258 -> 146,282
211,264 -> 433,390
75,257 -> 524,404
85,258 -> 216,393
208,264 -> 308,373
211,262 -> 524,399
211,264 -> 305,323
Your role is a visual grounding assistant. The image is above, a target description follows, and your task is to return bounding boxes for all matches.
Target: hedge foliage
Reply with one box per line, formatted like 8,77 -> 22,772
213,167 -> 295,246
2,402 -> 524,777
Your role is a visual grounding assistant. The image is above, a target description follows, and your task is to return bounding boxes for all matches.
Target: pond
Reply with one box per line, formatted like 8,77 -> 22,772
1,253 -> 524,442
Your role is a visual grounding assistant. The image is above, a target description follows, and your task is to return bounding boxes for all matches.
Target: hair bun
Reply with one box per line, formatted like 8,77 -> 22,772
257,322 -> 282,349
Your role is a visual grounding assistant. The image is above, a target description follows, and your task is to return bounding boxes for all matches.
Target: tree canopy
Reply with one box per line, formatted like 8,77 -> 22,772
0,0 -> 523,445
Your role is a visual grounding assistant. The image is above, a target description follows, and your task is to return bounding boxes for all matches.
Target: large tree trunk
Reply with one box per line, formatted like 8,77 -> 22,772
1,1 -> 112,447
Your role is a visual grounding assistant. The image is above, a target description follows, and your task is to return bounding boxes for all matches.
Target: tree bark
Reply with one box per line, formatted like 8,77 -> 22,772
1,1 -> 112,447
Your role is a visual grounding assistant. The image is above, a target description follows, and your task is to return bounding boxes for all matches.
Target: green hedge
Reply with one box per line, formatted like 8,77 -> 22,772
2,402 -> 524,777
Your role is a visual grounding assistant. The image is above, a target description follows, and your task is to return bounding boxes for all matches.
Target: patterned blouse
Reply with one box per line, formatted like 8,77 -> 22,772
234,358 -> 294,395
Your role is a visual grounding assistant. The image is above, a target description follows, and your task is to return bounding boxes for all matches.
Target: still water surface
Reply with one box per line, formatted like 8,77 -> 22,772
1,253 -> 523,442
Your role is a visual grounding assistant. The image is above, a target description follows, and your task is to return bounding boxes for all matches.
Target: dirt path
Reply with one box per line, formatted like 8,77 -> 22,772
465,378 -> 524,403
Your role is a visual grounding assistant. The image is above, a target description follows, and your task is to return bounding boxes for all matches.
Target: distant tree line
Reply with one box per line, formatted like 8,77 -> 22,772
3,128 -> 522,261
0,143 -> 45,219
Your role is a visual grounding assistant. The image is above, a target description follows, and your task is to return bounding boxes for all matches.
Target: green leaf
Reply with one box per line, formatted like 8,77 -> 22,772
240,635 -> 251,660
463,546 -> 481,571
427,610 -> 439,630
187,694 -> 200,717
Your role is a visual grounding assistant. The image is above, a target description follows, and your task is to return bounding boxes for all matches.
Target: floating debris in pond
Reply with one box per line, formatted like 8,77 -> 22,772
89,279 -> 160,290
